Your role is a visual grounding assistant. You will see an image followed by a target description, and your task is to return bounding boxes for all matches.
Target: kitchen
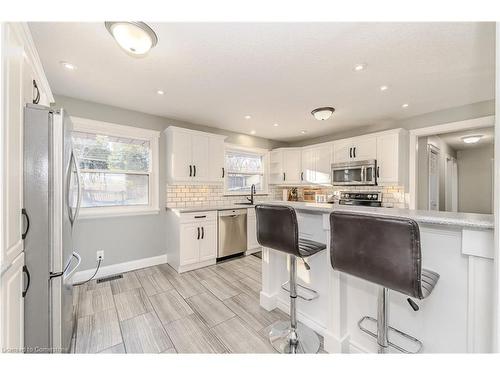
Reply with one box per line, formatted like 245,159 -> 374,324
0,14 -> 498,365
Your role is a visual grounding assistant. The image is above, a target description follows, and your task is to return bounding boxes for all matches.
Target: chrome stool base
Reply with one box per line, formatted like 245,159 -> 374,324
269,320 -> 320,354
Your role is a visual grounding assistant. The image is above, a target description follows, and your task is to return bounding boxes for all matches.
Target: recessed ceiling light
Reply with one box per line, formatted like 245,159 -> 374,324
461,135 -> 483,144
244,115 -> 252,120
157,90 -> 164,95
273,123 -> 279,127
380,85 -> 389,91
311,107 -> 335,121
250,130 -> 256,135
353,63 -> 366,71
60,61 -> 77,70
301,130 -> 307,134
401,103 -> 409,108
105,22 -> 158,56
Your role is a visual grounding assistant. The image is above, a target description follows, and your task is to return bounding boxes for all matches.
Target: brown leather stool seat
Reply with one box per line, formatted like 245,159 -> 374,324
255,204 -> 326,354
329,211 -> 439,353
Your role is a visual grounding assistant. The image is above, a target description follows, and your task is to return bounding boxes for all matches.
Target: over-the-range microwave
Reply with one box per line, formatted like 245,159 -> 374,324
331,159 -> 378,186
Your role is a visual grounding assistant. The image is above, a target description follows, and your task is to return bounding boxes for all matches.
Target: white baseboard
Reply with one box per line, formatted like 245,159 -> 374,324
72,254 -> 167,284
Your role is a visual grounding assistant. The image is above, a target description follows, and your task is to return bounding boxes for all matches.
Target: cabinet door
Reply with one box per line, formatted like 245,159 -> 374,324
314,145 -> 332,184
333,140 -> 352,163
169,130 -> 193,181
269,150 -> 284,184
301,148 -> 315,183
1,252 -> 25,352
247,215 -> 259,250
2,24 -> 25,266
191,133 -> 210,181
198,222 -> 217,262
208,137 -> 225,182
283,149 -> 302,184
179,223 -> 200,265
352,137 -> 377,160
376,133 -> 399,184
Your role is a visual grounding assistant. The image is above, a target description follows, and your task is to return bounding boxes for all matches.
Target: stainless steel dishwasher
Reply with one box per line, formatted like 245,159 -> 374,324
218,209 -> 247,258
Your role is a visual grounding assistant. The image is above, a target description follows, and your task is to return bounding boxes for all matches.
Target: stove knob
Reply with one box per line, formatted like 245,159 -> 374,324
344,193 -> 349,198
367,194 -> 372,199
373,194 -> 378,200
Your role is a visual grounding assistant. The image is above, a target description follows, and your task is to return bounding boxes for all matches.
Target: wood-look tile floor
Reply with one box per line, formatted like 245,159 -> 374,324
72,254 -> 325,354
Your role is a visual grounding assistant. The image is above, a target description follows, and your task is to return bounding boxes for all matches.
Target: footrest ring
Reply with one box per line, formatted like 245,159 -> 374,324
281,281 -> 319,301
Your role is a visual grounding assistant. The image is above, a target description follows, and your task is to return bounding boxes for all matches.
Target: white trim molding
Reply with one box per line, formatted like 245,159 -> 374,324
72,254 -> 167,284
408,115 -> 495,209
70,116 -> 161,219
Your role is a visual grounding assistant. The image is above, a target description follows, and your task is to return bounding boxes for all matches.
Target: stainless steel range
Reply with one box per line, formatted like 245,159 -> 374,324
338,191 -> 382,207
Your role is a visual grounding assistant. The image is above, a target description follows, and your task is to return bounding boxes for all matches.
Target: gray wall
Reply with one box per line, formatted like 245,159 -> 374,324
53,95 -> 284,270
457,144 -> 494,214
289,100 -> 495,147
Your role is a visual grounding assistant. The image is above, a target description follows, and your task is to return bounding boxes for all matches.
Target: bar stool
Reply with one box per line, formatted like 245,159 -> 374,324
329,211 -> 439,353
255,204 -> 326,354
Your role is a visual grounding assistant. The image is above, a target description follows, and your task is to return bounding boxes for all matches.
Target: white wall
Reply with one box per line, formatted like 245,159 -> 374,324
53,95 -> 283,271
457,144 -> 494,214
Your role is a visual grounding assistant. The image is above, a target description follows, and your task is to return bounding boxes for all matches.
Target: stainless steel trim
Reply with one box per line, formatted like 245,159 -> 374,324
332,159 -> 376,169
63,252 -> 81,280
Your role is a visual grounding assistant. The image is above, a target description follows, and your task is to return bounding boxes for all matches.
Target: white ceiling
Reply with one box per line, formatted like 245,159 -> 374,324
29,22 -> 495,142
438,126 -> 494,150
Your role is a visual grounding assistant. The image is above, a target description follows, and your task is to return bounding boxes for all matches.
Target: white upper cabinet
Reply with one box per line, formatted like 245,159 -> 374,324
376,129 -> 409,187
165,126 -> 226,184
333,136 -> 376,163
301,144 -> 332,184
269,148 -> 302,184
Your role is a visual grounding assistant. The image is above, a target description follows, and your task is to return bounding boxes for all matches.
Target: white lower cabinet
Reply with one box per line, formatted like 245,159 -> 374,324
166,211 -> 217,273
1,251 -> 25,353
246,208 -> 260,253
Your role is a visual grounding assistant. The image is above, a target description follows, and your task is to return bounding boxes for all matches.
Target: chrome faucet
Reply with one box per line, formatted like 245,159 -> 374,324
247,184 -> 256,204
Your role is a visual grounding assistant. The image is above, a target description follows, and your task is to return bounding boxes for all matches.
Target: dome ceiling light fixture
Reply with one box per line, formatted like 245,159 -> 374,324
461,135 -> 483,144
105,22 -> 158,56
311,107 -> 335,121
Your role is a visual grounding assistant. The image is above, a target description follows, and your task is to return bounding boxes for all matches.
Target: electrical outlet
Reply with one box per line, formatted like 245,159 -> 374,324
96,250 -> 104,261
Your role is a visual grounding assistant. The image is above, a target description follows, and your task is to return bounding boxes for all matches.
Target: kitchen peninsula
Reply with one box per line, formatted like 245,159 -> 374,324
258,201 -> 495,353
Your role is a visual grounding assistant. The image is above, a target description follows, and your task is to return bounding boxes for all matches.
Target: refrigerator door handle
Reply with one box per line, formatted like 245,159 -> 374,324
63,252 -> 82,281
66,151 -> 75,226
73,151 -> 83,223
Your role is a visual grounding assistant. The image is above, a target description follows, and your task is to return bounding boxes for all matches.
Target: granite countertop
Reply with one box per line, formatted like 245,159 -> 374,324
262,201 -> 494,229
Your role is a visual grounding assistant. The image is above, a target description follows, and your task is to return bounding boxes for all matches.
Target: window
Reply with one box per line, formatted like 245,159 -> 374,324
224,145 -> 268,195
71,117 -> 160,218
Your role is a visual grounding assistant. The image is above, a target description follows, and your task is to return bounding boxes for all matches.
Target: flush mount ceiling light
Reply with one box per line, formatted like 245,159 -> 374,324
250,130 -> 256,135
380,85 -> 389,91
273,123 -> 279,127
157,90 -> 164,95
301,130 -> 307,134
60,61 -> 77,70
353,63 -> 366,71
311,107 -> 335,121
244,115 -> 252,120
461,135 -> 483,144
105,22 -> 158,56
401,103 -> 409,108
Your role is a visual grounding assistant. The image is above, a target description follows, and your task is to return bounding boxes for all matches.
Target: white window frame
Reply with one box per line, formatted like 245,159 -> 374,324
224,143 -> 269,196
71,116 -> 160,219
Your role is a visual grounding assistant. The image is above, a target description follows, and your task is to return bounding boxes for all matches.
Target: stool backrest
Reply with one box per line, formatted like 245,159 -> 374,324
330,211 -> 424,299
255,204 -> 299,257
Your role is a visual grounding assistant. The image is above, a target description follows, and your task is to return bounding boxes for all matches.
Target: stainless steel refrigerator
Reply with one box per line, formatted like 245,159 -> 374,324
23,104 -> 82,353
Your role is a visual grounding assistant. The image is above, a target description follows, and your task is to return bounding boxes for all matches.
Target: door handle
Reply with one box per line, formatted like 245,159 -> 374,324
73,151 -> 82,224
222,167 -> 225,178
283,172 -> 286,181
349,147 -> 352,158
32,80 -> 40,104
193,165 -> 196,177
301,172 -> 304,181
21,208 -> 30,240
353,147 -> 356,158
194,215 -> 206,219
22,265 -> 30,297
201,226 -> 204,239
377,166 -> 380,178
189,165 -> 192,177
197,227 -> 200,240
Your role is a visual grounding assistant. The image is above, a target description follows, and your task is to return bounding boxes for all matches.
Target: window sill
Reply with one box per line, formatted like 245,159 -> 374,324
78,207 -> 160,220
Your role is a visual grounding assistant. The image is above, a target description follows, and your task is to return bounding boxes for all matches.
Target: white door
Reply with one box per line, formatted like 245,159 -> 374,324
352,137 -> 377,160
191,134 -> 210,181
301,148 -> 315,183
315,145 -> 332,184
428,146 -> 440,211
198,222 -> 217,262
1,252 -> 25,352
180,223 -> 200,265
333,140 -> 352,163
376,133 -> 398,183
170,130 -> 192,181
208,137 -> 225,182
445,156 -> 458,212
2,24 -> 25,267
269,150 -> 284,184
283,149 -> 302,184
